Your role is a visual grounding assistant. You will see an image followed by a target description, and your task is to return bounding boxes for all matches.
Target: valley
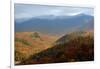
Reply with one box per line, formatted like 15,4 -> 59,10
15,31 -> 94,65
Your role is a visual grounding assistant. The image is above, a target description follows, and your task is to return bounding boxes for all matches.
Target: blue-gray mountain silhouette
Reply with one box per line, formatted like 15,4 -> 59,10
15,14 -> 94,35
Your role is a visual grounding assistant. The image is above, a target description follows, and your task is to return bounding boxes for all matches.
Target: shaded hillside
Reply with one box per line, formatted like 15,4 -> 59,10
19,31 -> 94,65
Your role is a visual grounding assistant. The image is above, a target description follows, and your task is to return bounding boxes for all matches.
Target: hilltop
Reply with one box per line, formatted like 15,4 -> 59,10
15,31 -> 94,65
15,32 -> 58,64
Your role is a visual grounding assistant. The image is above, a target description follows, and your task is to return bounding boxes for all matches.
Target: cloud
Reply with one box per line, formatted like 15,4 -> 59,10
15,13 -> 32,19
15,4 -> 94,20
65,12 -> 82,16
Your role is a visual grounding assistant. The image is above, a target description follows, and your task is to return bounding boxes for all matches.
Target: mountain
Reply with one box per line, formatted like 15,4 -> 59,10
54,31 -> 94,46
15,32 -> 58,64
15,14 -> 94,35
19,31 -> 94,65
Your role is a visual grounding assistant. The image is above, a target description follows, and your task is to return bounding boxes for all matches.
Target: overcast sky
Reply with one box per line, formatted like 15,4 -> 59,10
15,4 -> 94,20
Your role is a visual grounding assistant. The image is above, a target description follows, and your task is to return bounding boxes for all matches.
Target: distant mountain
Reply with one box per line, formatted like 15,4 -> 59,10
15,14 -> 94,35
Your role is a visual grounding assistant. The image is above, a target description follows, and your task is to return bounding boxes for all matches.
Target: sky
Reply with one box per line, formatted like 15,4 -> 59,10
15,3 -> 94,20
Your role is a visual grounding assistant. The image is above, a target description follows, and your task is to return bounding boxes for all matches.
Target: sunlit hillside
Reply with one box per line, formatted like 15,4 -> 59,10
15,31 -> 94,65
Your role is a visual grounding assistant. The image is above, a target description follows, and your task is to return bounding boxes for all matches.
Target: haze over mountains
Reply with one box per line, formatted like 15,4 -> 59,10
15,13 -> 94,35
15,4 -> 94,65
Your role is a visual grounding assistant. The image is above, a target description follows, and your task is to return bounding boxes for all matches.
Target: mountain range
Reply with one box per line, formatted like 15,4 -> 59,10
15,14 -> 94,35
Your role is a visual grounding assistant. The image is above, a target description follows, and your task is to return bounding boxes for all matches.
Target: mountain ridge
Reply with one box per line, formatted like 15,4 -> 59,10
15,14 -> 94,35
